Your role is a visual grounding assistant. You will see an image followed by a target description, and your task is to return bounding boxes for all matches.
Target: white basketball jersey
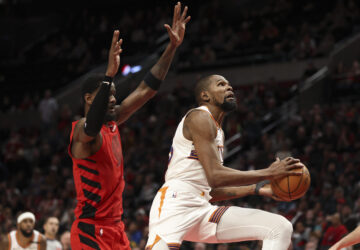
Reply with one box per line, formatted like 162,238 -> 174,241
8,230 -> 41,250
165,106 -> 224,193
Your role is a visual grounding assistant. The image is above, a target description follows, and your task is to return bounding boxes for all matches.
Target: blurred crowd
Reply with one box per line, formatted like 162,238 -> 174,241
2,0 -> 360,108
332,59 -> 360,100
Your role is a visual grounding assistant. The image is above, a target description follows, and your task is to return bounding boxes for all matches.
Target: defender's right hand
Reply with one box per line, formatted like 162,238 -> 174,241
267,157 -> 303,180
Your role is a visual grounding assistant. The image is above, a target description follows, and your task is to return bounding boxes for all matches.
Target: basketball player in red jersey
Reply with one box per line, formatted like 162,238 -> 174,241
68,2 -> 190,249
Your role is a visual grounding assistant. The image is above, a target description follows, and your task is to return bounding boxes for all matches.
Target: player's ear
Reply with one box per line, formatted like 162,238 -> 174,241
84,93 -> 94,105
201,91 -> 210,102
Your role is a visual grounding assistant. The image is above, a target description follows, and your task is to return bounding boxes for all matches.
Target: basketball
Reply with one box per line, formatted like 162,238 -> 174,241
271,163 -> 311,201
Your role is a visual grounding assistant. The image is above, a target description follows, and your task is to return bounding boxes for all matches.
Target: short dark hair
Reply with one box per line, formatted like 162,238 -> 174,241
194,75 -> 213,105
81,74 -> 104,100
44,216 -> 58,225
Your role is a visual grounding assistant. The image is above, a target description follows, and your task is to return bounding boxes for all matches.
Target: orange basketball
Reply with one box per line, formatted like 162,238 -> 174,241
271,163 -> 311,201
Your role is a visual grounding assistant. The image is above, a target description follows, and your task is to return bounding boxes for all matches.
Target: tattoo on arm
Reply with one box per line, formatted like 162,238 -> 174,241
226,191 -> 237,197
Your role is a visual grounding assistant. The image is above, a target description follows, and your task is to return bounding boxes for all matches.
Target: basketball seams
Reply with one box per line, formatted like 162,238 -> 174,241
290,167 -> 304,195
272,179 -> 288,194
287,176 -> 291,200
271,165 -> 310,201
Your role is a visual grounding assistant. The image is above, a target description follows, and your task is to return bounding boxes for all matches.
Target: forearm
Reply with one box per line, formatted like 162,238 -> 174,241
210,185 -> 256,202
332,226 -> 360,249
84,82 -> 111,136
211,167 -> 271,188
150,43 -> 177,81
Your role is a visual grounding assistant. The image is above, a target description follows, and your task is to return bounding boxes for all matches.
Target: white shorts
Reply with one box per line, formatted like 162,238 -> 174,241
146,180 -> 228,249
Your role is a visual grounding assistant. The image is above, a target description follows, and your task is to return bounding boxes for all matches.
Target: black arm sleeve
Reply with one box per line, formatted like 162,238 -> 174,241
84,82 -> 111,137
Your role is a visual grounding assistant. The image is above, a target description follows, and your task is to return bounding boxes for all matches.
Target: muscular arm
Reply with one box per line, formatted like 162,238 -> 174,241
70,30 -> 122,157
71,118 -> 102,159
115,2 -> 190,125
185,111 -> 301,188
210,181 -> 280,202
210,185 -> 256,202
186,111 -> 272,188
329,226 -> 360,250
115,43 -> 177,125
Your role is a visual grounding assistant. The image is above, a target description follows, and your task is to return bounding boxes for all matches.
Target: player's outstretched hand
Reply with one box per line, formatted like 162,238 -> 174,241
106,30 -> 123,78
164,2 -> 191,48
268,157 -> 303,180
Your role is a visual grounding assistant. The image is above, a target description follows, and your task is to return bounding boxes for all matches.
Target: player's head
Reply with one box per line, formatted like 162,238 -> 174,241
194,75 -> 237,112
81,74 -> 117,121
17,212 -> 35,238
43,216 -> 59,238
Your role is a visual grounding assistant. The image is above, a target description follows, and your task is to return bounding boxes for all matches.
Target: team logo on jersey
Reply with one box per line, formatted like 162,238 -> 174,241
100,228 -> 103,236
172,192 -> 177,198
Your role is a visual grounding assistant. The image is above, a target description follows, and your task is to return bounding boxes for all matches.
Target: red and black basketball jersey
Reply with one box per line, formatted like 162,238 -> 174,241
69,120 -> 125,220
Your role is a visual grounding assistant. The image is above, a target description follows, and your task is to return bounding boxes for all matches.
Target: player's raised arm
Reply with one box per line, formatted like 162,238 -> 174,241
115,2 -> 191,125
73,30 -> 123,145
185,111 -> 302,188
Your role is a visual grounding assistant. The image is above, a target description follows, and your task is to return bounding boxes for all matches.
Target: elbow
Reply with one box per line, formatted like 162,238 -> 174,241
207,174 -> 223,189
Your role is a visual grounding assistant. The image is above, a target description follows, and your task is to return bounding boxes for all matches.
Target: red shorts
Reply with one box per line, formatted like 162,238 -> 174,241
71,219 -> 130,250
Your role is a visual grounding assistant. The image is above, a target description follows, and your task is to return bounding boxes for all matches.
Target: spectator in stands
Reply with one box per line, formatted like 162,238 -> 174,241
60,231 -> 71,250
320,213 -> 348,249
38,89 -> 58,130
0,212 -> 47,249
43,216 -> 62,250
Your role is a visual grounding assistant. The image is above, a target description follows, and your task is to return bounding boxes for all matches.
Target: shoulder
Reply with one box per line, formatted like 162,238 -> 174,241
186,109 -> 217,129
74,117 -> 86,129
38,234 -> 47,247
184,110 -> 217,138
72,118 -> 86,136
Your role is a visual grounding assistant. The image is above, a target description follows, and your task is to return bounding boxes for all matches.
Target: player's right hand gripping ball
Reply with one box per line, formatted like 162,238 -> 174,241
271,162 -> 311,201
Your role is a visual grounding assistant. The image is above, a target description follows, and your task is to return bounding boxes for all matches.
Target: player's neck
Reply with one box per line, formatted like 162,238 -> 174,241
204,105 -> 225,126
45,233 -> 55,240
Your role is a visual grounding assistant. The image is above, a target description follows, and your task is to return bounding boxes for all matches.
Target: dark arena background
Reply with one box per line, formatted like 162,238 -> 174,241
1,0 -> 360,249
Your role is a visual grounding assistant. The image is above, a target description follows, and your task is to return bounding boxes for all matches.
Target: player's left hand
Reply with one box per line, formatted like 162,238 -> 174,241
259,184 -> 284,201
164,2 -> 191,48
106,30 -> 123,77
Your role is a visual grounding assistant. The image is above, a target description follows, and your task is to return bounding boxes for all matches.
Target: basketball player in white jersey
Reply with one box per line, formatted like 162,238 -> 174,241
43,217 -> 62,250
146,74 -> 303,250
1,212 -> 47,250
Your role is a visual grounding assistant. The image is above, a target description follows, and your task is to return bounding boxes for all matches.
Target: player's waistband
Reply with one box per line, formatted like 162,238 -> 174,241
74,217 -> 124,226
163,179 -> 212,200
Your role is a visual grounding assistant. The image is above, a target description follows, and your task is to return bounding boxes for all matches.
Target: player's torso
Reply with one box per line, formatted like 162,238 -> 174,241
69,121 -> 125,220
8,230 -> 40,250
165,106 -> 224,192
